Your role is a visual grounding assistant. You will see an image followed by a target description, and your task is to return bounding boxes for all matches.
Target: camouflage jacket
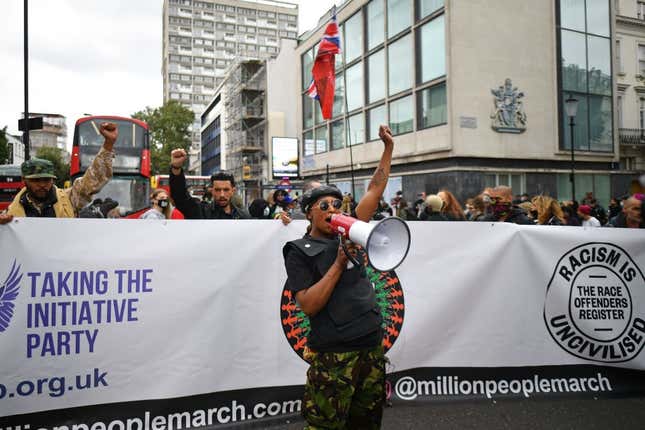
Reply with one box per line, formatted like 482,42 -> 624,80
7,148 -> 113,218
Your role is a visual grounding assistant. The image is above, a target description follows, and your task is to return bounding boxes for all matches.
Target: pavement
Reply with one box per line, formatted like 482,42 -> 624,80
267,397 -> 645,429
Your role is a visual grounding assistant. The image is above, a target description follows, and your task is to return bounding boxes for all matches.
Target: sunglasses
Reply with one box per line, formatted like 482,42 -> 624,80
317,198 -> 342,211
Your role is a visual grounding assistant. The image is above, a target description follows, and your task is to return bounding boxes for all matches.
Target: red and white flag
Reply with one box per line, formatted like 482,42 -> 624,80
307,11 -> 341,120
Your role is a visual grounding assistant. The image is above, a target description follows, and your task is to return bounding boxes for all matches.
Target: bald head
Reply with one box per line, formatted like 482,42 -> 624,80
623,197 -> 642,225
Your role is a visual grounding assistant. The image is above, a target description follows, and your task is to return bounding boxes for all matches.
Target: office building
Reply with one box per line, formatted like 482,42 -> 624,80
201,39 -> 299,202
162,0 -> 298,173
297,0 -> 643,205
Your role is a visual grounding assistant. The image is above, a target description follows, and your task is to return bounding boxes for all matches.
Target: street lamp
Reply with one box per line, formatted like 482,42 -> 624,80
565,94 -> 579,202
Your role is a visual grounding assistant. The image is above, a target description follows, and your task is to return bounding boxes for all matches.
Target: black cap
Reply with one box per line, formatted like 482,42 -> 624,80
300,184 -> 343,214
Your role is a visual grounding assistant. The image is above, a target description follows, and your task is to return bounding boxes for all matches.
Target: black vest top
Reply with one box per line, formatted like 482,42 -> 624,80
283,236 -> 382,351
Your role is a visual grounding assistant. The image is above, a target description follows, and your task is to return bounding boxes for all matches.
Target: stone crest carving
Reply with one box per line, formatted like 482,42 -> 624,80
490,78 -> 527,133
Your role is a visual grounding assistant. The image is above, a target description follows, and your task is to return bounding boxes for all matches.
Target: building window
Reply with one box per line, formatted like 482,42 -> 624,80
348,113 -> 365,146
638,1 -> 645,19
388,0 -> 412,38
314,100 -> 324,125
315,125 -> 328,153
616,39 -> 623,73
389,95 -> 414,135
561,30 -> 587,92
587,95 -> 612,151
417,0 -> 444,20
558,0 -> 613,152
639,44 -> 645,75
388,33 -> 412,95
333,72 -> 345,118
417,82 -> 447,129
368,104 -> 387,141
562,94 -> 590,150
587,35 -> 611,95
344,11 -> 363,63
617,94 -> 623,128
418,14 -> 445,83
367,49 -> 386,103
556,173 -> 609,204
367,0 -> 385,50
304,130 -> 315,156
483,173 -> 526,194
303,94 -> 314,129
560,0 -> 585,31
302,48 -> 314,91
639,98 -> 645,129
346,62 -> 364,111
331,119 -> 346,150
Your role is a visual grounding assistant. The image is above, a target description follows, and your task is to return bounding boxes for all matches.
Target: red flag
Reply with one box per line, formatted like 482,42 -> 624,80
309,13 -> 341,120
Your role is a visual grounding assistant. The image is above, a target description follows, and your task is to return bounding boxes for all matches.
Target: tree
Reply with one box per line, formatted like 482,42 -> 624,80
132,101 -> 193,174
0,127 -> 9,165
35,147 -> 70,188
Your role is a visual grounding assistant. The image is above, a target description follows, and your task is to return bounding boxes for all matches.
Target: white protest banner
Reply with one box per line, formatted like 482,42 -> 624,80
0,219 -> 644,428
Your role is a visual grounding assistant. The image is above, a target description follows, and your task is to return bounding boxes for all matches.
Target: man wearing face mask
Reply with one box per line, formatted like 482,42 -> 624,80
481,186 -> 533,224
140,189 -> 172,220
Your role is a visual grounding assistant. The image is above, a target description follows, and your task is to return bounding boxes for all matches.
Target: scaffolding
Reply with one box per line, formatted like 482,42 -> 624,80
223,59 -> 267,202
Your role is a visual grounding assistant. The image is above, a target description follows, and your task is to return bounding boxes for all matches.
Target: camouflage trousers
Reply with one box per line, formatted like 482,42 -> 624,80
302,345 -> 385,430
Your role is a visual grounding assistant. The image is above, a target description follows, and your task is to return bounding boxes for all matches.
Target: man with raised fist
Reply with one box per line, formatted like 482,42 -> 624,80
169,148 -> 250,219
0,122 -> 117,224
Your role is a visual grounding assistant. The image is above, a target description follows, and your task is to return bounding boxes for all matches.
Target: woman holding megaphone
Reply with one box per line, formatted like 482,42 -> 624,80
282,125 -> 394,429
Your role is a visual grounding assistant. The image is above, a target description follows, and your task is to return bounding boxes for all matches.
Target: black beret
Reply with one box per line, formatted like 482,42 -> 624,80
300,184 -> 343,214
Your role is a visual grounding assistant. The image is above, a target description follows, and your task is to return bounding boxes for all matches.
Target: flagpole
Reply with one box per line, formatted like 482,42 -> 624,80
342,66 -> 356,199
336,5 -> 356,199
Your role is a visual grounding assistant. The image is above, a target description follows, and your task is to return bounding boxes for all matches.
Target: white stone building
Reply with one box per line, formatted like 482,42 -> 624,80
296,0 -> 643,205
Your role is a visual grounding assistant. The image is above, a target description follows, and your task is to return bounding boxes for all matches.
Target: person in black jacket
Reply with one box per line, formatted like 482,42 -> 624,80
418,194 -> 448,221
481,186 -> 533,225
168,148 -> 250,219
282,125 -> 394,429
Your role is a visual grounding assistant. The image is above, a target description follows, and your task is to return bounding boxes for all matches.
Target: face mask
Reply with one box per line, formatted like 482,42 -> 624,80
492,202 -> 511,218
158,200 -> 169,209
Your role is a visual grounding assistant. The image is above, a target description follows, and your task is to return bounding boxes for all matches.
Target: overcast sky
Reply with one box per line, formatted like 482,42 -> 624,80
0,0 -> 339,150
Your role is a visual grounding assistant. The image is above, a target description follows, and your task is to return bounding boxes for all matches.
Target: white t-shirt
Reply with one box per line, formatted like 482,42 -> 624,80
582,216 -> 601,227
140,208 -> 166,220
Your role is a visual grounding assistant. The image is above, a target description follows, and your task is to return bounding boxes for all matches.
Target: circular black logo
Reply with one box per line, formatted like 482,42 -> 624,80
280,257 -> 404,362
544,243 -> 645,363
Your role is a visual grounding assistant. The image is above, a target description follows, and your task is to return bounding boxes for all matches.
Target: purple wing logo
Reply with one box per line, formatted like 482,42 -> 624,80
0,260 -> 23,333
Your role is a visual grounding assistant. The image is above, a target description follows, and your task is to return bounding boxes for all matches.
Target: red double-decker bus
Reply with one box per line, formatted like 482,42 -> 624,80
71,116 -> 150,217
0,165 -> 24,211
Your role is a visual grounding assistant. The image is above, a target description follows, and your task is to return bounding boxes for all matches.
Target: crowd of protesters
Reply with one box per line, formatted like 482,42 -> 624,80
364,186 -> 643,229
0,120 -> 642,230
160,176 -> 643,230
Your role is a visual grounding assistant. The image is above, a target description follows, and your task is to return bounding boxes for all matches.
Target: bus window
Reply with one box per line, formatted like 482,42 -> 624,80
0,165 -> 23,211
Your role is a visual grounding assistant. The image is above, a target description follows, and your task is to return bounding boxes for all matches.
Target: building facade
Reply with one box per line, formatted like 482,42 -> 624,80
615,0 -> 645,192
200,39 -> 299,202
297,0 -> 643,205
23,113 -> 67,152
162,0 -> 298,173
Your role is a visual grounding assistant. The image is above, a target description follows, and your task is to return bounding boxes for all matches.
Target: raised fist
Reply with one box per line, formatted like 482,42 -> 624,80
378,125 -> 393,147
170,148 -> 187,169
99,122 -> 118,144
